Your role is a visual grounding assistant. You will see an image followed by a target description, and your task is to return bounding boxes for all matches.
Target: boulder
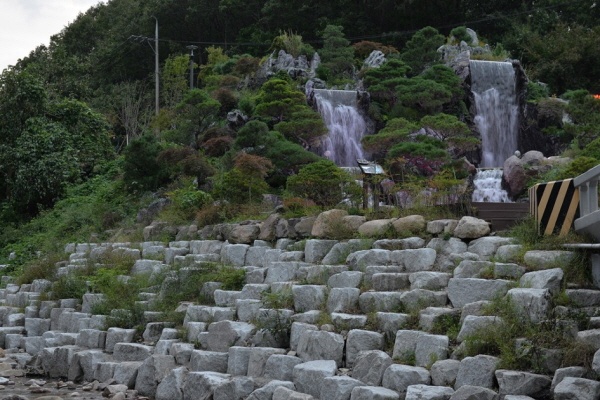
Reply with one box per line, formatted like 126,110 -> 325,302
352,350 -> 392,386
293,360 -> 337,398
453,217 -> 490,239
554,377 -> 600,400
346,330 -> 384,368
296,330 -> 345,367
311,209 -> 349,238
496,369 -> 552,398
392,215 -> 426,234
382,364 -> 430,396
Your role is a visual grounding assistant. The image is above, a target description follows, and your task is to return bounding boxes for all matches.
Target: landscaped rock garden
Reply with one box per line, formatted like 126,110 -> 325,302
0,210 -> 599,399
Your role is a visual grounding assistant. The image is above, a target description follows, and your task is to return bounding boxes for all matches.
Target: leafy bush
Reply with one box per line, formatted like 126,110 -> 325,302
449,26 -> 473,44
212,168 -> 269,204
286,160 -> 358,207
123,135 -> 170,192
527,82 -> 550,102
165,182 -> 213,222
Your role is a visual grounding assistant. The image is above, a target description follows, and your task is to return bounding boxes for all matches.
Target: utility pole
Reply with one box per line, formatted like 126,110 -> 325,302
153,17 -> 159,117
186,45 -> 198,89
129,18 -> 159,117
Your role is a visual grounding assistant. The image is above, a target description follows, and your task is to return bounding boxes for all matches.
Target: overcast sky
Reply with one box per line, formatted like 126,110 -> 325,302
0,0 -> 105,72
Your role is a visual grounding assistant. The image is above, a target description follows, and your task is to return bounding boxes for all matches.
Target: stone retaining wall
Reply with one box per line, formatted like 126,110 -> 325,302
0,212 -> 599,399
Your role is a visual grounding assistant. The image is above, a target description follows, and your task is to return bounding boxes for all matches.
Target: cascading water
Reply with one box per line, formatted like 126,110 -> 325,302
470,60 -> 519,168
311,89 -> 367,167
472,168 -> 511,202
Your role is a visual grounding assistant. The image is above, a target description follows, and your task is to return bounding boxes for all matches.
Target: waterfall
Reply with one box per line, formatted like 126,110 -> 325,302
472,168 -> 511,202
311,89 -> 367,167
470,60 -> 519,168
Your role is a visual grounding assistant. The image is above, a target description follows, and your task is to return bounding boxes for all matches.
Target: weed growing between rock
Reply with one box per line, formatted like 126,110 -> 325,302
461,294 -> 595,372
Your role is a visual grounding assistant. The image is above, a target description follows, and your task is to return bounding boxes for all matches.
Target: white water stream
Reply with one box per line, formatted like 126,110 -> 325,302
311,89 -> 367,167
470,60 -> 519,169
472,168 -> 511,202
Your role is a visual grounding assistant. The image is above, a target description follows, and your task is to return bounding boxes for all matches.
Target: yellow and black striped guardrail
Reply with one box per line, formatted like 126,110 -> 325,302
529,178 -> 580,236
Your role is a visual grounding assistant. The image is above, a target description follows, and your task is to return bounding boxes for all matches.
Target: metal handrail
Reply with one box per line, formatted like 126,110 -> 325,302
574,164 -> 600,216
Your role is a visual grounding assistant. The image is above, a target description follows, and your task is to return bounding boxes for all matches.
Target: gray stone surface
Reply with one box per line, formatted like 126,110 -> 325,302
352,350 -> 392,386
410,271 -> 452,290
519,268 -> 564,296
467,236 -> 513,260
496,369 -> 552,398
205,321 -> 256,352
320,376 -> 364,400
328,271 -> 364,288
507,288 -> 551,323
296,330 -> 345,367
350,385 -> 400,399
455,355 -> 500,389
453,216 -> 490,239
305,239 -> 338,263
273,386 -> 315,400
415,333 -> 449,367
456,315 -> 502,342
405,384 -> 454,400
247,347 -> 287,378
346,329 -> 384,368
156,366 -> 188,400
292,285 -> 327,312
431,359 -> 460,387
190,350 -> 228,373
391,248 -> 437,272
290,322 -> 319,352
449,385 -> 498,400
293,360 -> 337,398
113,343 -> 154,362
134,355 -> 176,397
247,380 -> 295,400
447,278 -> 511,308
551,366 -> 587,392
264,354 -> 303,381
554,377 -> 600,400
213,376 -> 255,400
182,371 -> 231,400
327,287 -> 360,313
382,364 -> 430,396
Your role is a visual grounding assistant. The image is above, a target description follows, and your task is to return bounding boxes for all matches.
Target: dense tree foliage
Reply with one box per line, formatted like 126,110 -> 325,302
2,0 -> 600,245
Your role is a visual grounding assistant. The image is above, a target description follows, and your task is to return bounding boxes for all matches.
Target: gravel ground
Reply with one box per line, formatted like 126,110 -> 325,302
0,352 -> 142,400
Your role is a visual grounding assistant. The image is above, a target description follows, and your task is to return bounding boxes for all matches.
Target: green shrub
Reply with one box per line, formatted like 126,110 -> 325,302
286,160 -> 359,208
51,274 -> 88,300
122,135 -> 170,193
527,82 -> 550,102
165,182 -> 213,222
449,26 -> 472,44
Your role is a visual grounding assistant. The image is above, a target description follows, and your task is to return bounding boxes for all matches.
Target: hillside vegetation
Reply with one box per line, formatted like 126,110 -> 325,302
1,0 -> 600,271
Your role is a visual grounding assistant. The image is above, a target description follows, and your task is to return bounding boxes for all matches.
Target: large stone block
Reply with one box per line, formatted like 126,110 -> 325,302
156,366 -> 188,400
296,330 -> 345,367
182,371 -> 231,400
293,360 -> 337,398
206,321 -> 256,352
327,287 -> 360,313
496,369 -> 552,398
346,330 -> 384,368
455,354 -> 500,389
113,343 -> 154,362
352,350 -> 392,386
382,364 -> 430,397
247,347 -> 287,377
190,350 -> 228,373
447,278 -> 511,308
292,285 -> 327,312
134,355 -> 177,397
